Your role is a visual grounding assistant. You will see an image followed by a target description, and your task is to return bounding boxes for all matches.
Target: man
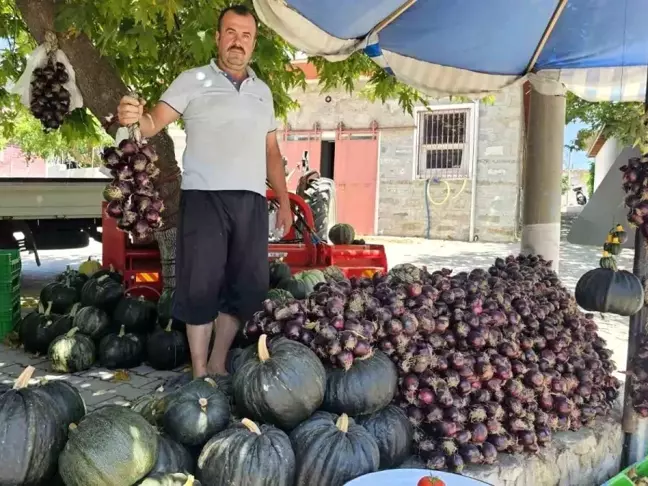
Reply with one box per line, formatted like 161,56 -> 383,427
117,4 -> 292,377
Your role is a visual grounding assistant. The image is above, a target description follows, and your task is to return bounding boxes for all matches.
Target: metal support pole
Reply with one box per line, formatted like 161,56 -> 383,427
621,66 -> 648,468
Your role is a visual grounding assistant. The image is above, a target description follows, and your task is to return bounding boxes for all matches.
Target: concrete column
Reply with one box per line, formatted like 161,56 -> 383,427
593,137 -> 621,193
521,87 -> 566,271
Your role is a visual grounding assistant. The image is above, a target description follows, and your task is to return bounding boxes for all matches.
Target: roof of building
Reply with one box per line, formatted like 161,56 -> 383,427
586,127 -> 607,157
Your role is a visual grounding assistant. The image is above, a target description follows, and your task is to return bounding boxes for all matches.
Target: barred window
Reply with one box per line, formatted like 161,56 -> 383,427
416,107 -> 473,179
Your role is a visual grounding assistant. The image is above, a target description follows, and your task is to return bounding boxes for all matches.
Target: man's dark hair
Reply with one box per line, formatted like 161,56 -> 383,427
218,5 -> 258,32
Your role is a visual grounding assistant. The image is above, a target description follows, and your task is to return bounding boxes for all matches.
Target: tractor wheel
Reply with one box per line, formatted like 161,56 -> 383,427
297,173 -> 336,241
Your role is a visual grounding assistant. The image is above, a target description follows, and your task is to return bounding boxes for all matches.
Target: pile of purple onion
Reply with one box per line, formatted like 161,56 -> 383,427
245,255 -> 621,471
101,139 -> 164,238
621,155 -> 648,234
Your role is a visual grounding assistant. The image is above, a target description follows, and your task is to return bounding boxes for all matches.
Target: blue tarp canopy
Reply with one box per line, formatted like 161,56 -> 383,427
253,0 -> 648,101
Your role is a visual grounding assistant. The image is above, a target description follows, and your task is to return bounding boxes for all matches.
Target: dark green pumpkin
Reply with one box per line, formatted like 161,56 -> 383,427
57,265 -> 90,293
73,305 -> 112,340
131,393 -> 167,426
356,405 -> 413,469
48,327 -> 96,373
163,377 -> 231,446
276,278 -> 308,299
0,367 -> 69,485
267,288 -> 294,303
387,263 -> 422,284
289,411 -> 379,486
90,264 -> 124,284
98,324 -> 145,369
328,223 -> 356,245
114,294 -> 158,333
40,278 -> 80,314
233,335 -> 326,430
59,405 -> 159,486
322,350 -> 398,416
80,274 -> 123,311
139,473 -> 200,486
575,268 -> 644,316
150,432 -> 195,475
19,302 -> 65,354
33,379 -> 86,431
147,319 -> 189,370
197,418 -> 295,485
269,260 -> 292,287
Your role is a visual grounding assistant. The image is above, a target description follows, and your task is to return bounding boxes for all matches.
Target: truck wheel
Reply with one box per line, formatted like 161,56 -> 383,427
297,173 -> 336,241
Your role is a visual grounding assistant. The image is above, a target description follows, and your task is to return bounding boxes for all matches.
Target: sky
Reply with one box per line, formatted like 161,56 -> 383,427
564,122 -> 590,170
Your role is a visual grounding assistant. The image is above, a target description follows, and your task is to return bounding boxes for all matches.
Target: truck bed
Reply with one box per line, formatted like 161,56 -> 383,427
0,178 -> 107,220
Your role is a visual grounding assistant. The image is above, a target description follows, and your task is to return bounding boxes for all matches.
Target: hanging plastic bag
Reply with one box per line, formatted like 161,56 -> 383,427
10,32 -> 84,130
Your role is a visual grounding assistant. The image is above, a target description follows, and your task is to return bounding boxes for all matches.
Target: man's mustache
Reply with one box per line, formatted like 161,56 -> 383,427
229,46 -> 245,53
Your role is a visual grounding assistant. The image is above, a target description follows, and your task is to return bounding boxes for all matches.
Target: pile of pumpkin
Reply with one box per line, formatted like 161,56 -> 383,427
17,258 -> 190,373
0,365 -> 199,485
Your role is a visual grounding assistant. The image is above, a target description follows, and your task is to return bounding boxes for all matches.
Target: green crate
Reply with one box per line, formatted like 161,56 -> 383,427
603,456 -> 648,485
0,250 -> 21,281
0,270 -> 20,294
0,294 -> 20,339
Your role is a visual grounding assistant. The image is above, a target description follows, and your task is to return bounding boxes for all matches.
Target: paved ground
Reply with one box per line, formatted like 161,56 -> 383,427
0,212 -> 632,407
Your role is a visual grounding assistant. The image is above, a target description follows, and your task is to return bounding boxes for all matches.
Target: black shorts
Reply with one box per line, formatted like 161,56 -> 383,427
172,190 -> 269,325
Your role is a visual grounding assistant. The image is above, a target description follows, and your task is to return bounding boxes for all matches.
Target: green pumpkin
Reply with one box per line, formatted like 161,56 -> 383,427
289,412 -> 379,486
277,278 -> 308,299
269,260 -> 292,287
149,433 -> 194,475
48,327 -> 96,373
0,367 -> 77,485
58,405 -> 159,486
233,335 -> 326,430
323,265 -> 346,283
294,269 -> 327,294
163,377 -> 231,446
575,267 -> 644,316
267,288 -> 294,303
599,253 -> 617,271
138,473 -> 200,486
197,418 -> 295,485
328,223 -> 356,245
356,405 -> 413,469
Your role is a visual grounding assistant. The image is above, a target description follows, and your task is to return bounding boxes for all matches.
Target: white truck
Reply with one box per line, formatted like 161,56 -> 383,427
0,127 -> 188,264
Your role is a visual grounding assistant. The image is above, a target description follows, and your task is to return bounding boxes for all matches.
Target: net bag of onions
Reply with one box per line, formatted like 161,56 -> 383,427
10,31 -> 84,131
101,121 -> 165,241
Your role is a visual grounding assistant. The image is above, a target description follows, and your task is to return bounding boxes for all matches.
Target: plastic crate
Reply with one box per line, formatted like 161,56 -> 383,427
603,456 -> 648,485
0,250 -> 21,280
0,294 -> 20,339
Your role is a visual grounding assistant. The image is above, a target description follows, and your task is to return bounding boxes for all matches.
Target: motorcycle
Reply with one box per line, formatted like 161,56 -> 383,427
573,186 -> 587,206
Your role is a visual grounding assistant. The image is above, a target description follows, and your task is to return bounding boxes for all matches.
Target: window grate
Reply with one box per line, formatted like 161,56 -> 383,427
416,108 -> 473,179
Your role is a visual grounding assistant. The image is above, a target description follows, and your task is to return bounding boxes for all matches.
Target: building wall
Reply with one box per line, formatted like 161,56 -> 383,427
283,83 -> 524,242
593,137 -> 622,192
0,145 -> 46,177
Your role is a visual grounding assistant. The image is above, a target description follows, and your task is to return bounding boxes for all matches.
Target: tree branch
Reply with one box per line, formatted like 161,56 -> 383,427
14,0 -> 181,227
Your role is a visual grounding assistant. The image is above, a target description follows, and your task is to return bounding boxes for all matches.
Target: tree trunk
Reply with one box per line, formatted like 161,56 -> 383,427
15,0 -> 181,228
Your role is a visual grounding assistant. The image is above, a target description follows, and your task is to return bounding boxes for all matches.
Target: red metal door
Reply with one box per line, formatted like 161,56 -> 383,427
334,129 -> 379,236
278,130 -> 322,192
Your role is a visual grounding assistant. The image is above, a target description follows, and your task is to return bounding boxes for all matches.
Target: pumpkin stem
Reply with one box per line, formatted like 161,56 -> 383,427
98,275 -> 109,283
165,319 -> 173,332
13,366 -> 35,389
204,377 -> 217,387
241,418 -> 262,435
69,302 -> 80,317
69,423 -> 77,431
38,302 -> 44,314
258,334 -> 271,362
44,301 -> 53,316
183,475 -> 195,486
118,325 -> 126,337
67,327 -> 79,337
44,320 -> 53,328
335,413 -> 350,433
198,398 -> 208,411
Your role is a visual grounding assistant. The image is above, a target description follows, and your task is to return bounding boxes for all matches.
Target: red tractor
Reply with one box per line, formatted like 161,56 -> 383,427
102,171 -> 387,300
